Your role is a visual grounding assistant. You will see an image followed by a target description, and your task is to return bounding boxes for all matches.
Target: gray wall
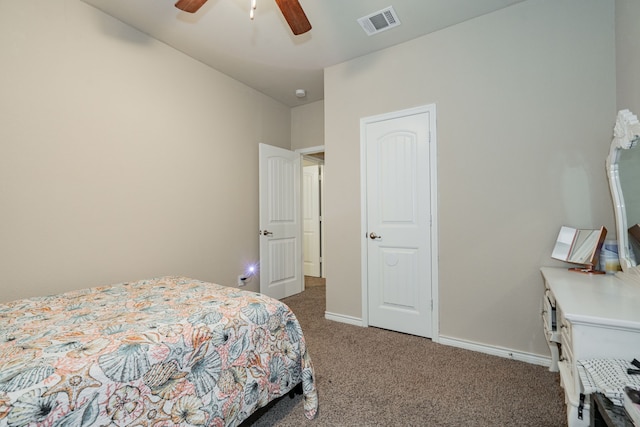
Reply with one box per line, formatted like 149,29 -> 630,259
291,100 -> 325,151
0,0 -> 291,301
617,0 -> 640,113
324,0 -> 616,358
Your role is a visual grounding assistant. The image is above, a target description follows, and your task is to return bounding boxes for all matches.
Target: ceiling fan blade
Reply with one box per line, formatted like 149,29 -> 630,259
175,0 -> 208,13
274,0 -> 312,35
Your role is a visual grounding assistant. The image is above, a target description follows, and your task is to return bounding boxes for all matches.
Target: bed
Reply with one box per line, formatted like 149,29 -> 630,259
0,276 -> 318,426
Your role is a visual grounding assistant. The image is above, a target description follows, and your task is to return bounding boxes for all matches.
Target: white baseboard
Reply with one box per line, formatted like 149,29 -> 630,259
320,315 -> 552,368
438,335 -> 552,368
324,311 -> 364,327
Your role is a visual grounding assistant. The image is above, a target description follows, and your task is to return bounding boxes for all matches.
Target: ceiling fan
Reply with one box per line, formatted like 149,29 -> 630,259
174,0 -> 312,35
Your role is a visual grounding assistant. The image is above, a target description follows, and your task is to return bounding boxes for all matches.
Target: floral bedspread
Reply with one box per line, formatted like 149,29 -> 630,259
0,277 -> 318,427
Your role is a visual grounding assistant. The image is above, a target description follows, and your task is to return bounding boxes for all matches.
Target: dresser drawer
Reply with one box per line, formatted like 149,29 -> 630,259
561,334 -> 574,368
558,309 -> 574,386
559,309 -> 572,350
542,290 -> 559,342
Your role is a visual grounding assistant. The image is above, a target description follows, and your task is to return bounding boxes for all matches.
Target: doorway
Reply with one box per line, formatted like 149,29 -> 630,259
299,148 -> 325,279
360,104 -> 438,338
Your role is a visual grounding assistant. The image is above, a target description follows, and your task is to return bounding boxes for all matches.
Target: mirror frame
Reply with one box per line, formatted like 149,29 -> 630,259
606,109 -> 640,273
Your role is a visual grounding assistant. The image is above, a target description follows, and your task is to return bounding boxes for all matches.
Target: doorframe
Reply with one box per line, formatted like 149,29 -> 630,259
296,145 -> 325,279
359,104 -> 439,342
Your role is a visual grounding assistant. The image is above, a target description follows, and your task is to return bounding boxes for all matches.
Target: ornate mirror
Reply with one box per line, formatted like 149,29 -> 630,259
606,109 -> 640,278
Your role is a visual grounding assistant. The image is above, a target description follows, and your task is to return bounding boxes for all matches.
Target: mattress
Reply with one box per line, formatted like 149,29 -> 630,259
0,276 -> 318,426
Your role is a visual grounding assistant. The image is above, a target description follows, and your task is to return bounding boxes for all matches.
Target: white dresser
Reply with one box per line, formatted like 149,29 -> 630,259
541,267 -> 640,427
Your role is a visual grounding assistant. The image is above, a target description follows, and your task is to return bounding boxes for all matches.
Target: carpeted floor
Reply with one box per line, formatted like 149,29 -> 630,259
243,277 -> 567,426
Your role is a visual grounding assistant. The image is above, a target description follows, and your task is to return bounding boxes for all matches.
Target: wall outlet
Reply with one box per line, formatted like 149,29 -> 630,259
237,275 -> 247,287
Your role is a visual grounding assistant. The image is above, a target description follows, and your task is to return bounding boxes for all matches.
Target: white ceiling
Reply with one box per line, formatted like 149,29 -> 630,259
81,0 -> 526,107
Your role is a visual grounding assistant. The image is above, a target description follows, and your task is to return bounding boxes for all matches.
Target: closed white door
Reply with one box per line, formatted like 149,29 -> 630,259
259,143 -> 303,299
303,164 -> 321,277
363,107 -> 434,338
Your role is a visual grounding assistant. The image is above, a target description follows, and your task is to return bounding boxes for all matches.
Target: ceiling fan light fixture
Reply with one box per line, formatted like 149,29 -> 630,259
174,0 -> 310,36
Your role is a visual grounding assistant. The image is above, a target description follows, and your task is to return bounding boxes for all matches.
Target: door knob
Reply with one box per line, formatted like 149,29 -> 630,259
369,232 -> 382,240
262,230 -> 273,236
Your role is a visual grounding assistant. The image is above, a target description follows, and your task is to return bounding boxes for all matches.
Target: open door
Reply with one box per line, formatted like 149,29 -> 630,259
259,143 -> 303,299
303,163 -> 321,277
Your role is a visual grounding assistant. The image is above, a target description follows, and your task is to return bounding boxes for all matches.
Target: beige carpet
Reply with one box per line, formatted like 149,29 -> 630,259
243,277 -> 567,426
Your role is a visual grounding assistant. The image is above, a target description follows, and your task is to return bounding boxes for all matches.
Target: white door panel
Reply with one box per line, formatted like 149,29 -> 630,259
303,165 -> 321,277
259,143 -> 303,299
364,109 -> 433,338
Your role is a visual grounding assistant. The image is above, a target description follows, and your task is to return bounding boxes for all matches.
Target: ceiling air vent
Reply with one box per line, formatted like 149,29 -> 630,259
357,6 -> 401,36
